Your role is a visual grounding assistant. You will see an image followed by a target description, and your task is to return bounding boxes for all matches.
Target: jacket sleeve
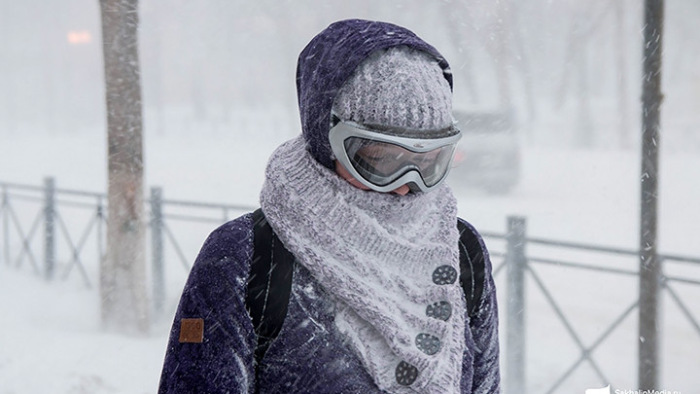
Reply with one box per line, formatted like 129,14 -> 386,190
158,214 -> 257,394
459,219 -> 501,393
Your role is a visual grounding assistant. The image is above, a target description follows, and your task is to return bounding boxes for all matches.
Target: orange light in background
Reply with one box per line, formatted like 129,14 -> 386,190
67,30 -> 92,45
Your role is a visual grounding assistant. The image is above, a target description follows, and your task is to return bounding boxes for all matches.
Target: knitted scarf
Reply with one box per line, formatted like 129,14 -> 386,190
260,136 -> 465,393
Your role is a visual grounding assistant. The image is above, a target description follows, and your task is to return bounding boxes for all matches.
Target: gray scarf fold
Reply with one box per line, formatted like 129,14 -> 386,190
260,136 -> 465,393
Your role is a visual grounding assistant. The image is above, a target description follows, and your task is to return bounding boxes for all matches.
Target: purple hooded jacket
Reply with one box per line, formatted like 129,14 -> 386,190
158,19 -> 500,393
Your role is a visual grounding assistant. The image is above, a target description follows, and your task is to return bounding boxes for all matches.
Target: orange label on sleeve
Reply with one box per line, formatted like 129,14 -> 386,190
179,318 -> 204,343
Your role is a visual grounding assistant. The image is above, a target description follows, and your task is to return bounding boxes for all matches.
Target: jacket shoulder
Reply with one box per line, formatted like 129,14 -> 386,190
192,213 -> 255,271
182,213 -> 256,305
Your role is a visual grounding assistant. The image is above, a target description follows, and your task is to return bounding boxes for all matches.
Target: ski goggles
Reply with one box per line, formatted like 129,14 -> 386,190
329,119 -> 462,193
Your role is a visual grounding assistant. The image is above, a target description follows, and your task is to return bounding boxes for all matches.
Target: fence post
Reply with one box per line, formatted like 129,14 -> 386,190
506,216 -> 527,393
638,0 -> 665,389
151,187 -> 165,316
44,177 -> 56,280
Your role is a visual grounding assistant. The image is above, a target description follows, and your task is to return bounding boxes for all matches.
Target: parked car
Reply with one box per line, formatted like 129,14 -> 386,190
448,109 -> 520,194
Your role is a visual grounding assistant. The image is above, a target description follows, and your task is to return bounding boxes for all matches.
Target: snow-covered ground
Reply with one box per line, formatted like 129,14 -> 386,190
1,115 -> 699,393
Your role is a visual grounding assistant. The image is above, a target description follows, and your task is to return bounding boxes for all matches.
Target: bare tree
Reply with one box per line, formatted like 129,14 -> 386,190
99,0 -> 149,334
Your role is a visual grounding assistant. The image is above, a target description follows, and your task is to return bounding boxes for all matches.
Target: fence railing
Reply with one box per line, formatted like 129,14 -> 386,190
482,218 -> 700,393
0,178 -> 254,299
1,178 -> 699,392
1,178 -> 107,287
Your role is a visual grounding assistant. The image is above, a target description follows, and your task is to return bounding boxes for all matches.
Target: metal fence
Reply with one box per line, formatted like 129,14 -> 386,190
482,218 -> 700,393
1,178 -> 699,392
1,178 -> 107,286
0,178 -> 254,300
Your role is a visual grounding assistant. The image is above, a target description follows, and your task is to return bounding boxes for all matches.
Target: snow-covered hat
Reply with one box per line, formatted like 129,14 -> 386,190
332,46 -> 453,134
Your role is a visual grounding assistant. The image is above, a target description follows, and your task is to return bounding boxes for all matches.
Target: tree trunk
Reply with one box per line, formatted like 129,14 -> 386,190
99,0 -> 149,334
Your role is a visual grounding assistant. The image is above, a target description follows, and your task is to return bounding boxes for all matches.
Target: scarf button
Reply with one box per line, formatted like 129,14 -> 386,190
416,333 -> 442,355
432,265 -> 457,285
395,361 -> 419,386
426,301 -> 452,321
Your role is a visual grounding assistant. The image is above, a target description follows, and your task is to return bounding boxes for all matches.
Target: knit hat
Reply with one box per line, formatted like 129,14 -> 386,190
332,46 -> 453,136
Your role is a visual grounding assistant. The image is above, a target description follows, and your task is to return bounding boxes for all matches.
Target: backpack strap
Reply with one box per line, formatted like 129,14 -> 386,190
246,210 -> 487,364
246,208 -> 295,365
458,219 -> 486,320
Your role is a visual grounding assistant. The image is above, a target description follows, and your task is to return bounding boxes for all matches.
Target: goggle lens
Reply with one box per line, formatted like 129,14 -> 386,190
344,137 -> 456,187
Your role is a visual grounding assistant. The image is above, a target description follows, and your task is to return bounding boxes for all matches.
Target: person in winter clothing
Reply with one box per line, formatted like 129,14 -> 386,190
158,19 -> 500,394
